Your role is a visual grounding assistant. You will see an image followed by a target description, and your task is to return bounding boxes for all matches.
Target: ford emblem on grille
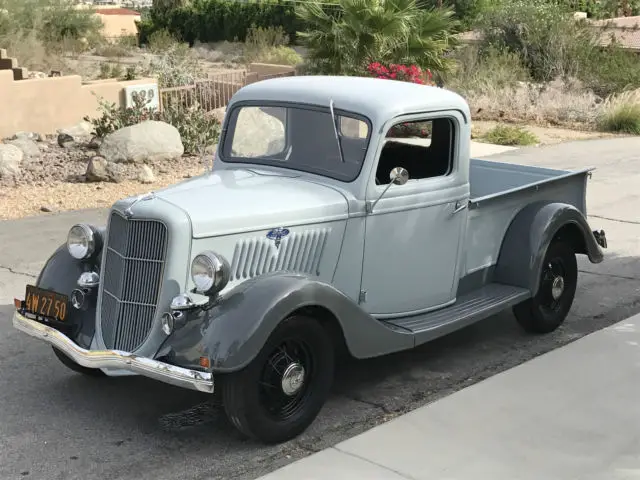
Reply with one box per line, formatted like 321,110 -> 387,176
266,227 -> 290,248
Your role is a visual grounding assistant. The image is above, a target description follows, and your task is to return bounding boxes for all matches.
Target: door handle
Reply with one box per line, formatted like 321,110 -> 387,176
453,200 -> 467,214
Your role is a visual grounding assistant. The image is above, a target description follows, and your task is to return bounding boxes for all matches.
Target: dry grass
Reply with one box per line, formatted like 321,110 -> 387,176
481,124 -> 539,146
0,32 -> 69,74
461,78 -> 601,128
597,89 -> 640,135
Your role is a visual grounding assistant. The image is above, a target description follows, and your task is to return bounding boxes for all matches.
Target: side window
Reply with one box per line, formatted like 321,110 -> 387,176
339,116 -> 369,139
375,117 -> 454,185
230,106 -> 286,157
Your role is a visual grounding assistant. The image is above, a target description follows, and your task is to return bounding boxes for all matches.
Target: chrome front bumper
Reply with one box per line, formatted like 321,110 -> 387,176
12,311 -> 214,394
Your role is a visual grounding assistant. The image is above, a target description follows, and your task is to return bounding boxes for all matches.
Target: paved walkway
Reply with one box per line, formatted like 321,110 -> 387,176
257,314 -> 640,480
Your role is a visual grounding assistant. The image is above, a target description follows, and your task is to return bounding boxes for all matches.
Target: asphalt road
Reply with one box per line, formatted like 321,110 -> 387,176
1,137 -> 640,480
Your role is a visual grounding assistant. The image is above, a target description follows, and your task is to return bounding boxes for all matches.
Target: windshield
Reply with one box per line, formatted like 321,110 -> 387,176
220,104 -> 371,182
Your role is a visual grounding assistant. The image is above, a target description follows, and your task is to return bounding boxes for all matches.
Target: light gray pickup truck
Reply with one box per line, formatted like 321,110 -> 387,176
13,75 -> 607,444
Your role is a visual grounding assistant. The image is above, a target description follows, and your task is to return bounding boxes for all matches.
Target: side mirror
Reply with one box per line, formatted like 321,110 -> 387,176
390,167 -> 409,185
368,167 -> 411,214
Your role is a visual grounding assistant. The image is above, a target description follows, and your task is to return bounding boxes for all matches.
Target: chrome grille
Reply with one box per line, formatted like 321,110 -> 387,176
100,211 -> 168,352
230,228 -> 330,281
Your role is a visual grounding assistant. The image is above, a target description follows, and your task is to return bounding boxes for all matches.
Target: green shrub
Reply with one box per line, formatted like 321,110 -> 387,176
160,102 -> 221,154
241,25 -> 302,66
482,124 -> 539,145
446,45 -> 530,92
577,44 -> 640,98
597,90 -> 640,134
85,94 -> 221,154
146,28 -> 180,53
297,0 -> 459,76
477,0 -> 598,82
0,0 -> 104,52
141,0 -> 299,46
143,42 -> 205,87
248,46 -> 302,66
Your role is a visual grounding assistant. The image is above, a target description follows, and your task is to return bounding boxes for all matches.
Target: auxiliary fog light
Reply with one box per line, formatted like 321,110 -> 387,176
71,289 -> 85,310
161,312 -> 174,335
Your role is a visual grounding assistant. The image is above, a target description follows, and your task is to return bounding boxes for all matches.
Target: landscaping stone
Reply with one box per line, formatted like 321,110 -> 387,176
0,144 -> 24,178
137,165 -> 155,184
7,131 -> 43,142
57,120 -> 94,147
88,136 -> 102,150
7,137 -> 41,160
85,156 -> 125,183
99,121 -> 184,164
57,133 -> 75,148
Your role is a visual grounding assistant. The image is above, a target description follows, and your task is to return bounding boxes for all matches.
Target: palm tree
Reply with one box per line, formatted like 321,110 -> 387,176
296,0 -> 460,76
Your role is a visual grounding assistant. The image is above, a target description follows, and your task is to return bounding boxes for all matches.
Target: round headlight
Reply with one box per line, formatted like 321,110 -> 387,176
191,252 -> 230,295
67,224 -> 98,260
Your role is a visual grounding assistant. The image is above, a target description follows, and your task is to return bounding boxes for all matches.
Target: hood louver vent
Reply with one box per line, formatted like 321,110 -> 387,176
230,228 -> 330,281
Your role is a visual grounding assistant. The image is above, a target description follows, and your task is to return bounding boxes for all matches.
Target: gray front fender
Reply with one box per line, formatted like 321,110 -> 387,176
162,273 -> 414,373
494,201 -> 604,296
34,243 -> 99,349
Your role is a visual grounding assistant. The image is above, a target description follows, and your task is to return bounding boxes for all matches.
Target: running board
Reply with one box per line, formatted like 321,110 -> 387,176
385,283 -> 531,338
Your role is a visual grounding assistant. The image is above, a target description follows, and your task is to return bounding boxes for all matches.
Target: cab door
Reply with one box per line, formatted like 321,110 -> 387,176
359,112 -> 470,317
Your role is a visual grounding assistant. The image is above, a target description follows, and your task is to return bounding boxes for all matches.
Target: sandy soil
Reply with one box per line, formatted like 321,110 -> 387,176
0,167 -> 206,220
471,120 -> 625,145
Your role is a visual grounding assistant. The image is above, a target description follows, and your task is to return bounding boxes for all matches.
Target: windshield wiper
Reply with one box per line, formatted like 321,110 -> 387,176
329,99 -> 345,163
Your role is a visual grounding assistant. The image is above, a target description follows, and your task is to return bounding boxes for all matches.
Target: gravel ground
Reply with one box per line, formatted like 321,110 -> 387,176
0,136 -> 208,220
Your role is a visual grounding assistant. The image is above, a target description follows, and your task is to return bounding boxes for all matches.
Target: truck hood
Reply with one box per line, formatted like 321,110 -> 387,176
152,168 -> 349,238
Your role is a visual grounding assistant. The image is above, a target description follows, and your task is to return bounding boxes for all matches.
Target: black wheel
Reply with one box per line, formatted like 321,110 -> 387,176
220,315 -> 334,444
52,347 -> 105,377
513,240 -> 578,334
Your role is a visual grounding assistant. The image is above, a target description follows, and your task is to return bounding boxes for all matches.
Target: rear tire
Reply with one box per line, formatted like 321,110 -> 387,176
220,315 -> 334,444
52,347 -> 106,377
513,240 -> 578,334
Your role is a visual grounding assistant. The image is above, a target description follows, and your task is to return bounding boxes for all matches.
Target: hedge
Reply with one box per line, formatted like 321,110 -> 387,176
138,0 -> 342,46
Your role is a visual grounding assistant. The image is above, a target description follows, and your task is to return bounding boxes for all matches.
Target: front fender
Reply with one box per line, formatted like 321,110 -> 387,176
494,201 -> 604,296
35,243 -> 98,349
161,272 -> 414,373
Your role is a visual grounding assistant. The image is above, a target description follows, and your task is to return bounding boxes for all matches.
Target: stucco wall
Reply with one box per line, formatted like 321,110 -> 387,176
0,71 -> 156,138
97,13 -> 142,39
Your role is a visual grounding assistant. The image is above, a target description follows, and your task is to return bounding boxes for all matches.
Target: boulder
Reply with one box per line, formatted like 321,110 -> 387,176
99,121 -> 184,164
85,156 -> 125,183
0,144 -> 23,178
7,131 -> 43,142
137,165 -> 155,184
7,137 -> 41,160
57,120 -> 94,147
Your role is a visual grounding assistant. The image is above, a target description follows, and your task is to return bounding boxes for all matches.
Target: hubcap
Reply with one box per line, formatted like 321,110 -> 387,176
551,275 -> 565,300
281,362 -> 305,396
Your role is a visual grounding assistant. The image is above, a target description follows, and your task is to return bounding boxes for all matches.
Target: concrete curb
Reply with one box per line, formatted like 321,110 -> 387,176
256,314 -> 640,479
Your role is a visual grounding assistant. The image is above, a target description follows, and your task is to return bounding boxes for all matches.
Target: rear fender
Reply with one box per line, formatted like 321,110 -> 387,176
160,272 -> 414,373
494,202 -> 604,296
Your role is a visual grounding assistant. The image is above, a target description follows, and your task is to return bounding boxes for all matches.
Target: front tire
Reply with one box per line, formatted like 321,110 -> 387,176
52,347 -> 106,377
220,315 -> 334,444
513,240 -> 578,334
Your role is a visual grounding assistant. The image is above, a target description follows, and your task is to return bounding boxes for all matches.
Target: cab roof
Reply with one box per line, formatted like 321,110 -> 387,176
228,75 -> 471,126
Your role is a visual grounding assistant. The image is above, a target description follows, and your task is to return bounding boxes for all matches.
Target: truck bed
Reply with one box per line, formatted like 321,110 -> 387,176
469,158 -> 589,202
461,158 -> 593,277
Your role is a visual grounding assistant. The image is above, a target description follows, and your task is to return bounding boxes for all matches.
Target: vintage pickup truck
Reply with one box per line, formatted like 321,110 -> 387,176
13,75 -> 607,444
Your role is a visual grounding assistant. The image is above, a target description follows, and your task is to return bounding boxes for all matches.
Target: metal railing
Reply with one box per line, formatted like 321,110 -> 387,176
159,68 -> 295,113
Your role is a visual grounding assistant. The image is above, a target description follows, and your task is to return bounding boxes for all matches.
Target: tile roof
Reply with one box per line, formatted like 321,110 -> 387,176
590,15 -> 640,51
94,8 -> 141,15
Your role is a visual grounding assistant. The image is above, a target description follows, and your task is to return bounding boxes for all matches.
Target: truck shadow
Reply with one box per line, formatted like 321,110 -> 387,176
1,252 -> 639,467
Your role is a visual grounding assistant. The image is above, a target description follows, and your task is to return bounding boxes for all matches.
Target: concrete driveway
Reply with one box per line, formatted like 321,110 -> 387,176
0,137 -> 639,480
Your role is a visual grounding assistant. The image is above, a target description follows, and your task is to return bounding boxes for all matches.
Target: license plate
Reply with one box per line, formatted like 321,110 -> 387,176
24,285 -> 69,322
